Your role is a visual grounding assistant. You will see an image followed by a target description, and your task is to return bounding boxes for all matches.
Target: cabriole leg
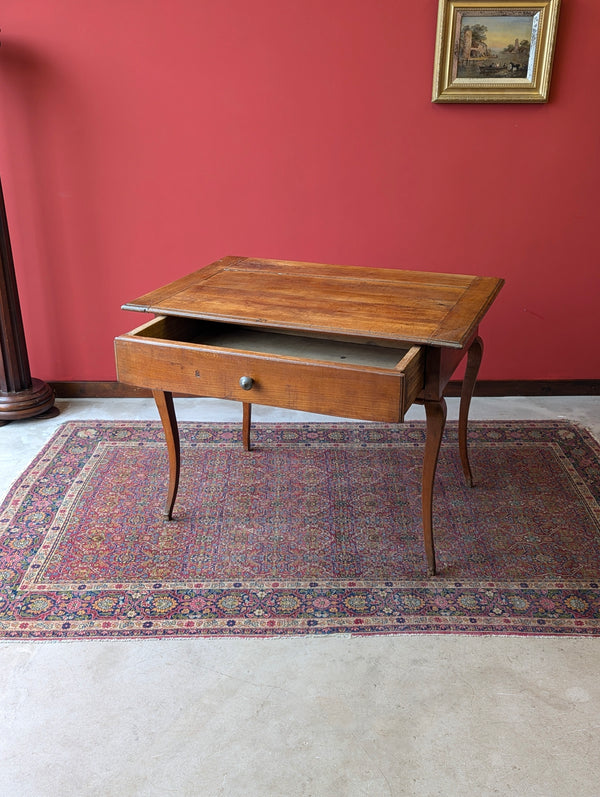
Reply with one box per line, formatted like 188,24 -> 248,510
152,389 -> 180,520
422,397 -> 447,576
242,402 -> 251,451
458,335 -> 483,487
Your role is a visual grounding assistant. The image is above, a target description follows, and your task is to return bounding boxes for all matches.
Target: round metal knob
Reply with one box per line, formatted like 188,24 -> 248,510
239,376 -> 254,391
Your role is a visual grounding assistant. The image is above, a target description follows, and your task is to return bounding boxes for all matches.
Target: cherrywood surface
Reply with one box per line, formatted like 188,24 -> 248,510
123,256 -> 504,349
115,328 -> 416,423
115,257 -> 504,574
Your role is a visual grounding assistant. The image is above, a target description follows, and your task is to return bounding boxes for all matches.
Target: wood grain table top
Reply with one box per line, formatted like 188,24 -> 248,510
123,256 -> 504,349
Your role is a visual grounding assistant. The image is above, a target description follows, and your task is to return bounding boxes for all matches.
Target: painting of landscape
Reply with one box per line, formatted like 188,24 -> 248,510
456,12 -> 538,79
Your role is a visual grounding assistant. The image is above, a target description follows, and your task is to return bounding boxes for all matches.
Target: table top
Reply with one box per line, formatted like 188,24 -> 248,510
123,256 -> 504,349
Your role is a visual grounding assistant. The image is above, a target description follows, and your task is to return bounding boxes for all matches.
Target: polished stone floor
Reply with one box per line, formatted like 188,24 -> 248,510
1,397 -> 599,796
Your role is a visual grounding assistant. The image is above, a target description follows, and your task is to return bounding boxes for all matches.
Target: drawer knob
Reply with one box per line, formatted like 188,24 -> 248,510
239,376 -> 254,391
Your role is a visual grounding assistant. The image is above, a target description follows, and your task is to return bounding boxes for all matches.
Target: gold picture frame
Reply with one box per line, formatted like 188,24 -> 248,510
432,0 -> 561,102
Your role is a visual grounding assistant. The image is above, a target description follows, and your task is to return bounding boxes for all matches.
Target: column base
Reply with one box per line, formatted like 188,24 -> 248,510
0,378 -> 58,424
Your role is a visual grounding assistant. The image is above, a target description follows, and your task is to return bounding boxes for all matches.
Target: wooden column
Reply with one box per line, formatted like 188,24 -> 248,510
0,177 -> 55,422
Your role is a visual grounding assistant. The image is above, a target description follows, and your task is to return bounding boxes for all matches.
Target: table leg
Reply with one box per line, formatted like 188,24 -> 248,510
152,389 -> 180,520
242,402 -> 252,451
422,397 -> 447,577
458,335 -> 483,487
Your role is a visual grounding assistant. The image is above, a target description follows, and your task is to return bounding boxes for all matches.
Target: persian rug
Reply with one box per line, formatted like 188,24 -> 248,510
1,420 -> 599,639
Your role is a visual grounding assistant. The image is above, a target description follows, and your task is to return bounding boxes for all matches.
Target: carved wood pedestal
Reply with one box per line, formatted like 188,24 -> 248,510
0,178 -> 56,425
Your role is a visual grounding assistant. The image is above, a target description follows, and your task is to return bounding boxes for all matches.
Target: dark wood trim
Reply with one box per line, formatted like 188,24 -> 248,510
452,380 -> 600,397
50,379 -> 600,399
0,177 -> 55,420
51,381 -> 155,398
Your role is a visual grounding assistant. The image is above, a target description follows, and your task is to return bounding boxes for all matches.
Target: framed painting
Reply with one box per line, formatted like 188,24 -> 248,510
432,0 -> 561,102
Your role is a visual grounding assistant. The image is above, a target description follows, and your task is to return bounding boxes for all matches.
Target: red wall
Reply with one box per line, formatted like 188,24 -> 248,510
0,0 -> 598,382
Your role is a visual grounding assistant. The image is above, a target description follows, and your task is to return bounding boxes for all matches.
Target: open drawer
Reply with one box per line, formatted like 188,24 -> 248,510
115,316 -> 424,422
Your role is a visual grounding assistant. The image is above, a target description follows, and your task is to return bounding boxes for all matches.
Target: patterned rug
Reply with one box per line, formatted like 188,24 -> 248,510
1,420 -> 599,639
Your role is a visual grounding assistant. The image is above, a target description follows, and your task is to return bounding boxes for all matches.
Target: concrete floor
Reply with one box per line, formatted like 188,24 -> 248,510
1,396 -> 599,797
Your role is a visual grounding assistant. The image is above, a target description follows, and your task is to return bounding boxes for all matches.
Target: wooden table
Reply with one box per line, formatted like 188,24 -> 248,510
115,256 -> 504,575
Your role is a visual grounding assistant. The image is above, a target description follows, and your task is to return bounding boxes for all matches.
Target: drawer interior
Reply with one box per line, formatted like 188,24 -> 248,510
134,316 -> 415,370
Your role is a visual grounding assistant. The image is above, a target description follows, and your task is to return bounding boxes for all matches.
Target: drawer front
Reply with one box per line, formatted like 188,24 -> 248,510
115,334 -> 417,423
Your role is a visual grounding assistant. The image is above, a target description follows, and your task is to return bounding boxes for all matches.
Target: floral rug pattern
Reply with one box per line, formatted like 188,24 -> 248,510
1,420 -> 599,638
